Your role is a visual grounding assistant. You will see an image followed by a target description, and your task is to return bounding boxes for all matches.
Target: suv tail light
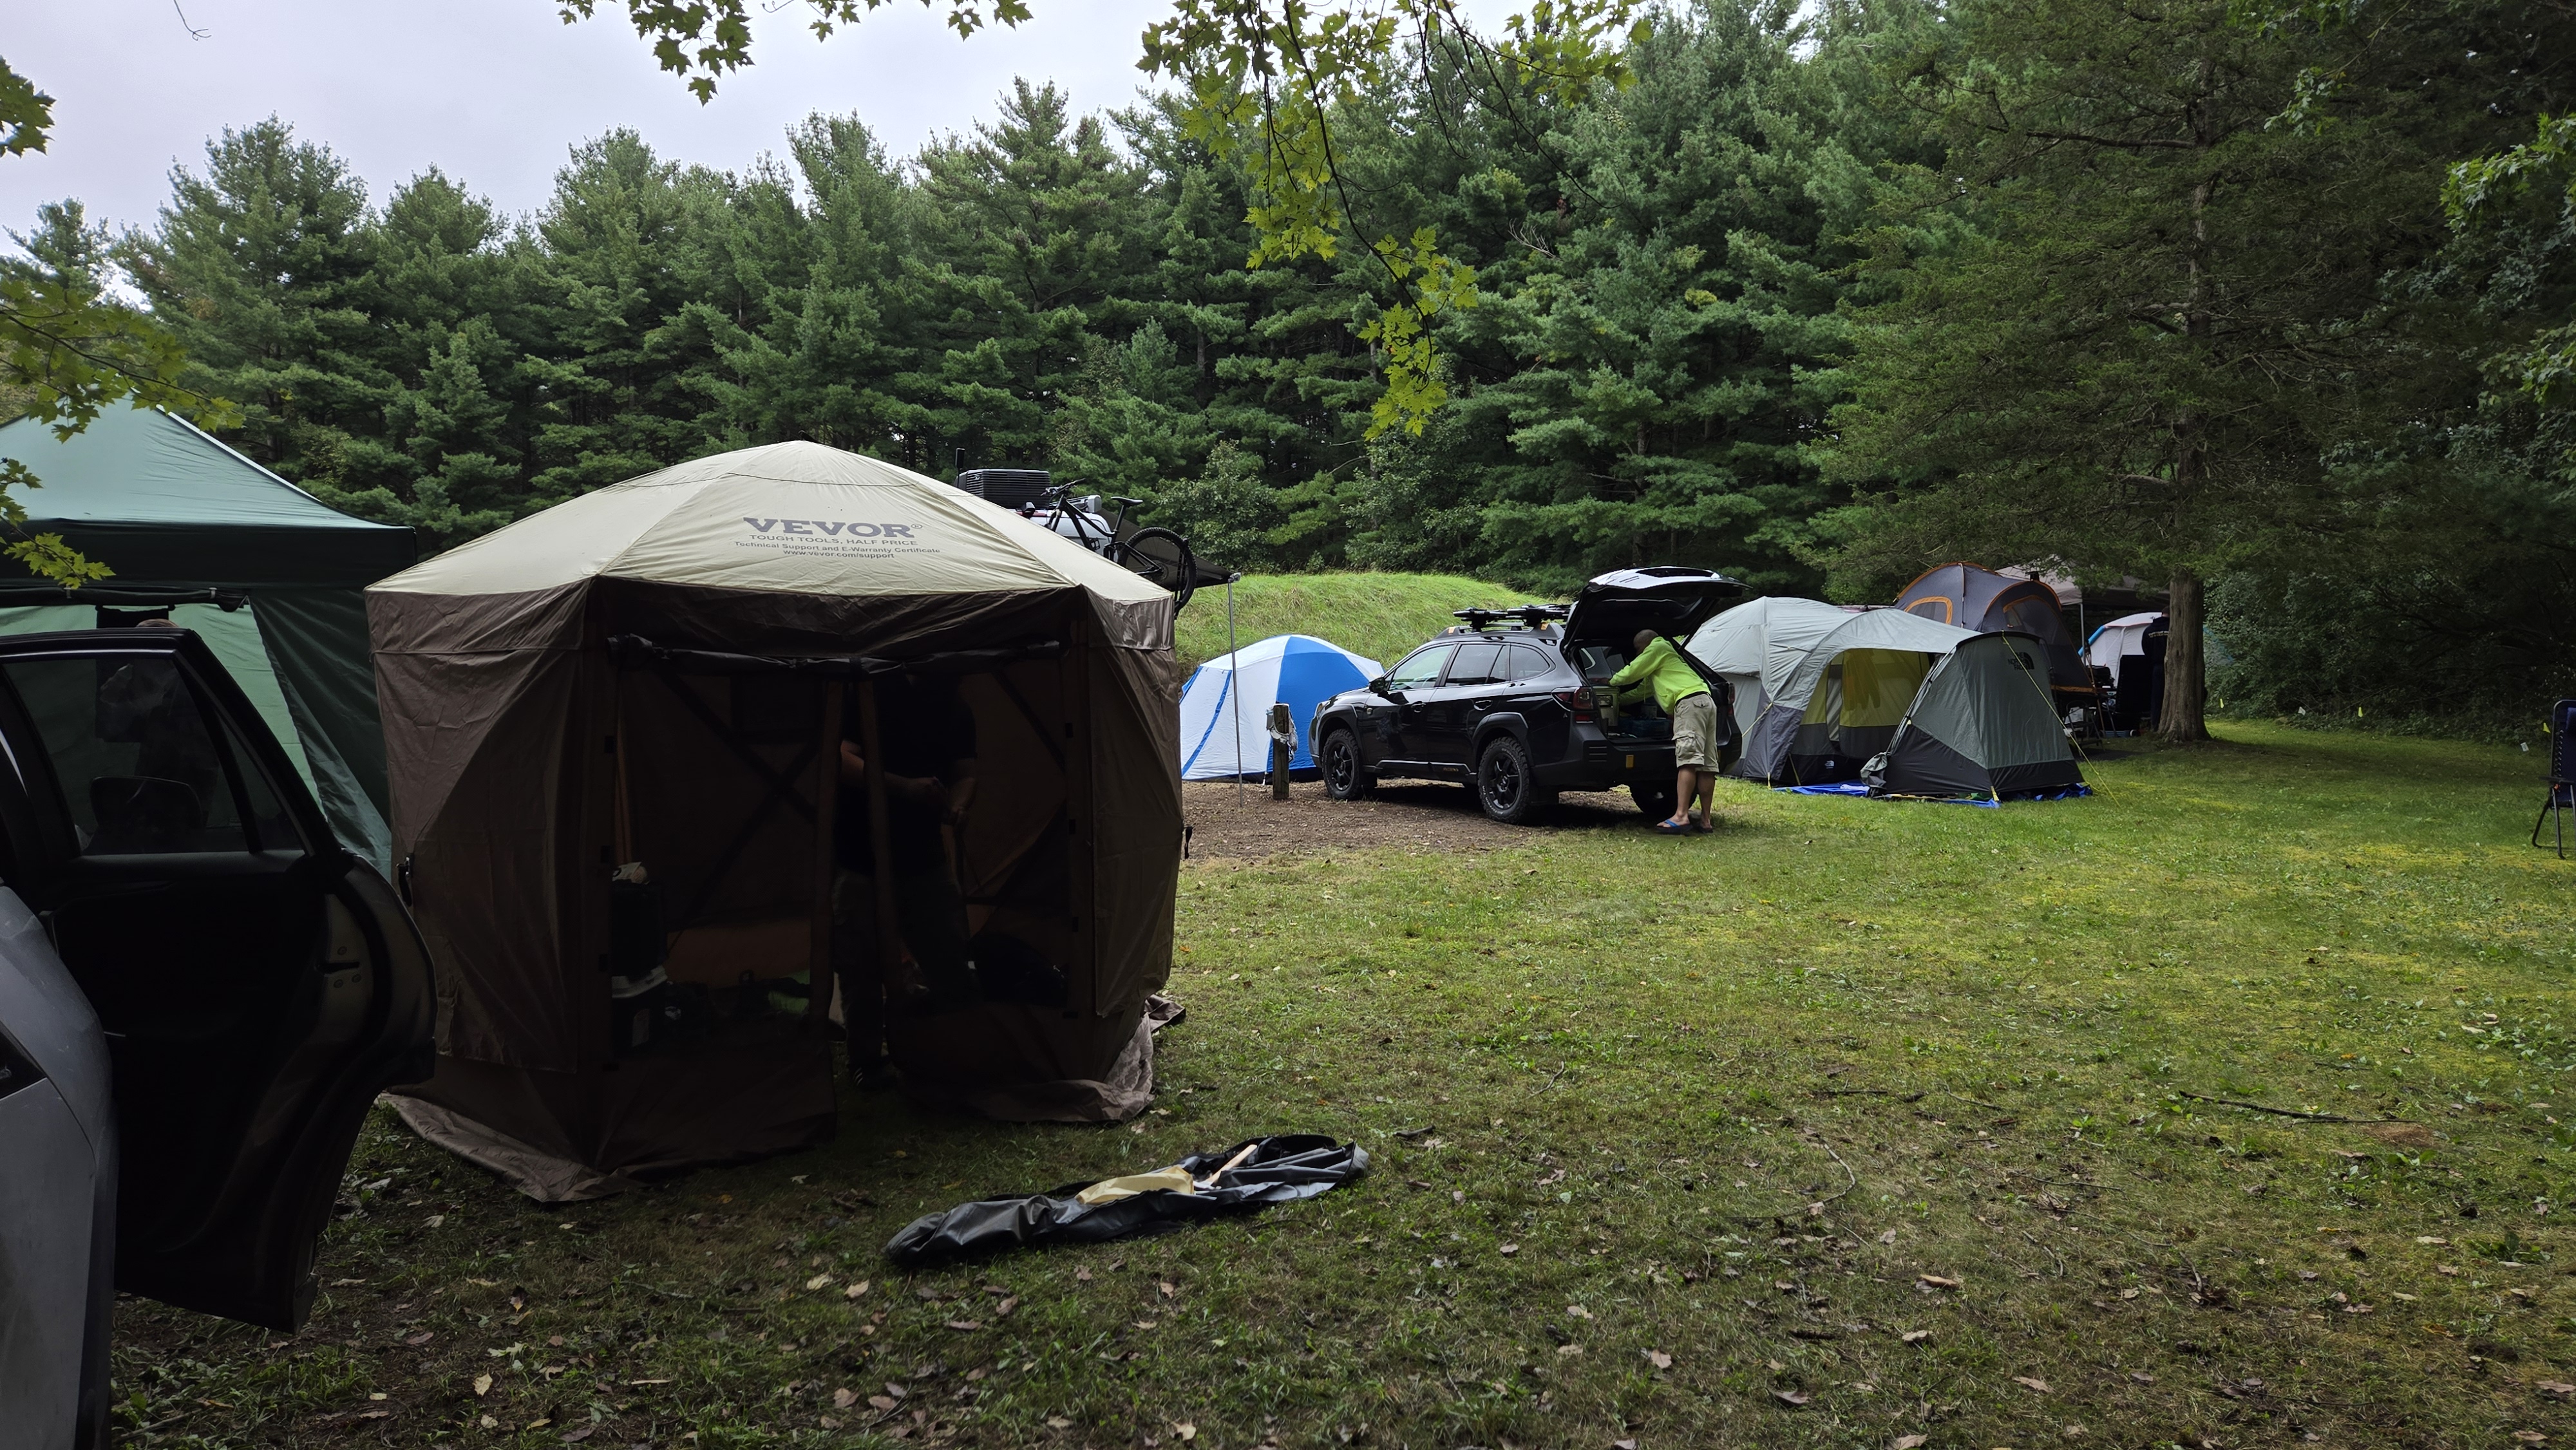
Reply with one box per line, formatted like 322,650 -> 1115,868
1553,688 -> 1596,722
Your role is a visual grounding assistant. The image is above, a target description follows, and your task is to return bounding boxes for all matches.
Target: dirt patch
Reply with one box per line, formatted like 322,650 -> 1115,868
1180,778 -> 1653,858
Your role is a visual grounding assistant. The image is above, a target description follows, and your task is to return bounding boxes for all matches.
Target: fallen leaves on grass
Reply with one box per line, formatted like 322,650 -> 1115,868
834,1388 -> 858,1409
1173,1424 -> 1197,1442
1893,1437 -> 1928,1449
2539,1381 -> 2575,1400
945,1320 -> 984,1332
1645,1350 -> 1672,1370
805,1274 -> 833,1290
1566,1304 -> 1593,1319
2014,1375 -> 2052,1393
1774,1389 -> 1810,1407
1900,1330 -> 1931,1344
845,1279 -> 871,1299
472,1375 -> 492,1397
1918,1274 -> 1961,1290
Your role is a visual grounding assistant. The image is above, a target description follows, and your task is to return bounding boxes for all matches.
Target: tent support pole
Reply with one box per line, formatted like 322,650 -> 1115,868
1227,574 -> 1242,804
807,684 -> 842,1038
854,679 -> 900,1080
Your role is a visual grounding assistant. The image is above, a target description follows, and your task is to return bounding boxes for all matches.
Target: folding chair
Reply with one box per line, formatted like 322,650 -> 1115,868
2535,698 -> 2576,858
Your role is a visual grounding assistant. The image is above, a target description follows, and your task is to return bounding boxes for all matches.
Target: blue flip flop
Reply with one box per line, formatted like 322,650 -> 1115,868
1654,819 -> 1694,834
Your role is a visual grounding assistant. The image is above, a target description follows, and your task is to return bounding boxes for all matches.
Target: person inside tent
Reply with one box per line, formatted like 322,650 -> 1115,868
833,672 -> 980,1070
1612,628 -> 1721,834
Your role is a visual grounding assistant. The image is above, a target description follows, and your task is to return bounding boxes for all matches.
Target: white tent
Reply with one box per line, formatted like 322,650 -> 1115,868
2086,612 -> 2164,672
1178,634 -> 1382,780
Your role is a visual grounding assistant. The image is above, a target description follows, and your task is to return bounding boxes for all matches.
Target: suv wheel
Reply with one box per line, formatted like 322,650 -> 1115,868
1477,735 -> 1554,825
1631,779 -> 1678,820
1321,728 -> 1374,800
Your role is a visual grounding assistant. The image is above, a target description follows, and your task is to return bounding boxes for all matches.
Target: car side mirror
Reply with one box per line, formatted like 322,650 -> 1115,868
1367,676 -> 1392,697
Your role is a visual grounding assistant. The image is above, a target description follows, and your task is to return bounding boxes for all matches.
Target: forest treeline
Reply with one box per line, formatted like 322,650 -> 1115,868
6,0 -> 2573,726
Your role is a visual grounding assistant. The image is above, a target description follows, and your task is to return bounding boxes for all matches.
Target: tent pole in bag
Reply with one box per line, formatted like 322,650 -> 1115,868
854,677 -> 901,1080
1227,574 -> 1243,805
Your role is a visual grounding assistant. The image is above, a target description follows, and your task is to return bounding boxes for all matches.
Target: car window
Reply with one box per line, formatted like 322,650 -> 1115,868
1446,642 -> 1502,685
1,655 -> 264,855
1506,645 -> 1553,681
1385,645 -> 1454,690
1575,644 -> 1627,682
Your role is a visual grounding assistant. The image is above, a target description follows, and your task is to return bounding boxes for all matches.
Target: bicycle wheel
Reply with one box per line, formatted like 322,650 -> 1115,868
1112,527 -> 1197,608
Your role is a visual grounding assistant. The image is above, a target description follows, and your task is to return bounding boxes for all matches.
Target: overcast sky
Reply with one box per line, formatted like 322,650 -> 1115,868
1,0 -> 1205,240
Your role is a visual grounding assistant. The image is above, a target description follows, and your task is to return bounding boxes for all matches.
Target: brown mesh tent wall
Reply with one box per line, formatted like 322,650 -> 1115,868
368,444 -> 1180,1198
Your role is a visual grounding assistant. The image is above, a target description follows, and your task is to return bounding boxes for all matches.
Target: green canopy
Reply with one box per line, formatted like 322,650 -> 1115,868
0,407 -> 417,863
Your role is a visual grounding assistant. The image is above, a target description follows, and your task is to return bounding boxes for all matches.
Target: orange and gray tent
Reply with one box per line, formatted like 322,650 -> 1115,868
368,442 -> 1181,1200
1895,563 -> 2094,703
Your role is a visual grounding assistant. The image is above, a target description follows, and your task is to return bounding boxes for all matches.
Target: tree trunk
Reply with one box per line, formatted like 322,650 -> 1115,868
2156,568 -> 2208,742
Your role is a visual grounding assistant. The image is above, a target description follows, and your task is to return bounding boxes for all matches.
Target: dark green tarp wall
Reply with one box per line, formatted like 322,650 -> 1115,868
0,408 -> 416,864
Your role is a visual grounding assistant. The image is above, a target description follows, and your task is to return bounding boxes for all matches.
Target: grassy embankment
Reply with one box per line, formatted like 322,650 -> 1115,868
110,577 -> 2574,1450
1172,572 -> 1530,670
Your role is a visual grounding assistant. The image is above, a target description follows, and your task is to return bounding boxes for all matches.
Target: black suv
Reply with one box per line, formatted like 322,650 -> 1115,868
1308,568 -> 1745,824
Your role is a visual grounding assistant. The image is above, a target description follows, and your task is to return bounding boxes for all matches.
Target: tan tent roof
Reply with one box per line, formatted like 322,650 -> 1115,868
375,442 -> 1170,644
371,443 -> 1182,1197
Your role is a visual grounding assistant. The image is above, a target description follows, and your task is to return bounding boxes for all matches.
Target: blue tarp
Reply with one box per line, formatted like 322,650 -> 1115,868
1773,781 -> 2093,809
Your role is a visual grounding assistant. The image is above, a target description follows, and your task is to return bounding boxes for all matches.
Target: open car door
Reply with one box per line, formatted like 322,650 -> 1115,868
0,630 -> 433,1331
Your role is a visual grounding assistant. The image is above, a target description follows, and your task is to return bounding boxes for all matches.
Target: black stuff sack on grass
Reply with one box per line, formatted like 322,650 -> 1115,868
882,1135 -> 1367,1266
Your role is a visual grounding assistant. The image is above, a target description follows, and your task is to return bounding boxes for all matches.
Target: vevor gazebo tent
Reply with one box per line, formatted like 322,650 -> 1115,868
370,442 -> 1182,1198
1686,597 -> 1984,783
1895,562 -> 2094,704
0,406 -> 415,864
1866,632 -> 2086,798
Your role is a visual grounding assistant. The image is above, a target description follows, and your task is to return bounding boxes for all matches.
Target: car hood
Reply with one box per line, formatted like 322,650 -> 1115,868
1560,567 -> 1747,646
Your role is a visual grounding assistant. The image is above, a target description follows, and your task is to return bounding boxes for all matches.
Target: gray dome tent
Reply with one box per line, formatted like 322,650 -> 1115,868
1866,633 -> 2085,798
1687,598 -> 2083,798
368,442 -> 1182,1198
1687,598 -> 1983,783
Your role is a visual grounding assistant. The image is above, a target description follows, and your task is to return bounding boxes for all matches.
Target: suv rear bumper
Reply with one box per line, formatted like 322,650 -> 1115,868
1536,738 -> 1677,791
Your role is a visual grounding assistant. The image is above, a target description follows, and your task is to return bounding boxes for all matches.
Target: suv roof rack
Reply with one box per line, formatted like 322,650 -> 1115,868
1450,604 -> 1569,632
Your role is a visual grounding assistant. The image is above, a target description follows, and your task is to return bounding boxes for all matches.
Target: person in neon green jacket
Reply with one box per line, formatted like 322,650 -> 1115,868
1610,630 -> 1720,833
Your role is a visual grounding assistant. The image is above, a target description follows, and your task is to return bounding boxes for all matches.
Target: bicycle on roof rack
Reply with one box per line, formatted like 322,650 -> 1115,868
1021,483 -> 1198,608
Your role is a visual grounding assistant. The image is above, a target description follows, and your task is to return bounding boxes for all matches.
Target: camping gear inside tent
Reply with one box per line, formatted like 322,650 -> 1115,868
2085,612 -> 2168,731
1179,634 -> 1382,780
0,407 -> 415,865
1686,598 -> 1981,784
1894,563 -> 2095,706
368,441 -> 1182,1200
1866,632 -> 2085,798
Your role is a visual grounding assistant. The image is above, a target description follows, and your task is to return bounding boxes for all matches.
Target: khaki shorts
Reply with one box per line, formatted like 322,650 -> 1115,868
1671,690 -> 1721,769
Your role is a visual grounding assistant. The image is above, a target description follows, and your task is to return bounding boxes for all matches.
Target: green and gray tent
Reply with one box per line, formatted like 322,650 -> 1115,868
1866,632 -> 2084,799
0,407 -> 417,864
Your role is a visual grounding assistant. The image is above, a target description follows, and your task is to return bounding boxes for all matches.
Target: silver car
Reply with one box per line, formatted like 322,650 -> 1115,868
0,628 -> 434,1448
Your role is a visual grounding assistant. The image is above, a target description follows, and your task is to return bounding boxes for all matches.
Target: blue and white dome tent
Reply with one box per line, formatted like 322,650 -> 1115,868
1178,634 -> 1385,780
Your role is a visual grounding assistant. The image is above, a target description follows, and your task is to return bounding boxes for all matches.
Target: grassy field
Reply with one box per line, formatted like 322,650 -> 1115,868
115,724 -> 2575,1450
1172,573 -> 1528,670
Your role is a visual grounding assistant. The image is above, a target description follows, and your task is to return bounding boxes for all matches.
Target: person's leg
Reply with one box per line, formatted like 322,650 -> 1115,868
1665,764 -> 1695,827
895,869 -> 979,1007
831,870 -> 891,1084
1695,765 -> 1719,829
